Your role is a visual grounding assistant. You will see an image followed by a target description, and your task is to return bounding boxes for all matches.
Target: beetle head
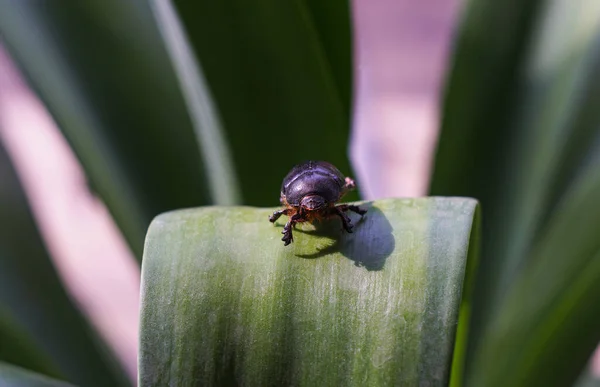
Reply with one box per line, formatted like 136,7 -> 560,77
300,195 -> 326,211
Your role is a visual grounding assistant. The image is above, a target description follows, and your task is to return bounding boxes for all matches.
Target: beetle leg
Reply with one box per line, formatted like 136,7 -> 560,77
282,213 -> 304,246
333,207 -> 354,233
269,208 -> 290,223
336,204 -> 367,216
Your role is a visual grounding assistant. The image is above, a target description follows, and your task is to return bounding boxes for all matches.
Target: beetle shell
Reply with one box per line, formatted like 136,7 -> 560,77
281,161 -> 346,206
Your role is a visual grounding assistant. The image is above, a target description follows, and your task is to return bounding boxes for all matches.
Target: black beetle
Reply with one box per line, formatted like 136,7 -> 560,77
269,161 -> 367,246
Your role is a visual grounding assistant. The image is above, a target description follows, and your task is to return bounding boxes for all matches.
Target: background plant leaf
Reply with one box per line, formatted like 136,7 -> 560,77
468,164 -> 600,386
0,140 -> 129,386
574,366 -> 600,387
140,198 -> 478,386
0,0 -> 227,258
0,310 -> 58,379
0,362 -> 75,387
149,0 -> 241,205
430,0 -> 600,384
172,0 -> 356,206
301,0 -> 353,115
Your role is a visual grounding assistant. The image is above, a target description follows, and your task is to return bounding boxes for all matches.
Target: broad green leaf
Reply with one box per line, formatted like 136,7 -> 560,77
0,142 -> 129,386
140,198 -> 478,386
0,363 -> 75,387
430,0 -> 600,381
0,1 -> 238,258
172,0 -> 356,206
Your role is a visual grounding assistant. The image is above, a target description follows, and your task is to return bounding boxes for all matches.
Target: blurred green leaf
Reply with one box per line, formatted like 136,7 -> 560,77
0,1 -> 236,258
140,198 -> 478,386
0,363 -> 75,387
302,0 -> 353,115
149,0 -> 241,205
172,0 -> 356,206
0,310 -> 58,379
574,366 -> 600,387
468,165 -> 600,386
430,0 -> 600,384
0,141 -> 129,386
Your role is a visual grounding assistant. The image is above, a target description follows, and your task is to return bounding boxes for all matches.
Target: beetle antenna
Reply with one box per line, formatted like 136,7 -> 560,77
344,177 -> 356,190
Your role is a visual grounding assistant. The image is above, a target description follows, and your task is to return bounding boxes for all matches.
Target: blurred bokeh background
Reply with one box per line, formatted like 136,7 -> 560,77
1,0 -> 600,386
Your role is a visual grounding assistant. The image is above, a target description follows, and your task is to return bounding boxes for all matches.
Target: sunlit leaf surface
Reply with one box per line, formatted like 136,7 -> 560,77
140,198 -> 478,386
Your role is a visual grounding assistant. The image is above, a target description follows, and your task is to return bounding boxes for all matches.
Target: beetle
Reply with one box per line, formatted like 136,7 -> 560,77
269,161 -> 367,246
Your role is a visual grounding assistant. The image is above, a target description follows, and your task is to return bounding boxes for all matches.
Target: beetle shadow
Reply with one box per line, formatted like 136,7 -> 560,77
278,203 -> 394,271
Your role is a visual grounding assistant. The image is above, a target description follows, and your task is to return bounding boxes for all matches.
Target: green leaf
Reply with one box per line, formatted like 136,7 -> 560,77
574,365 -> 600,387
0,310 -> 58,379
172,0 -> 356,206
0,142 -> 129,386
0,363 -> 75,387
430,0 -> 600,382
302,0 -> 353,115
468,164 -> 600,387
140,198 -> 478,386
149,0 -> 241,205
0,1 -> 237,257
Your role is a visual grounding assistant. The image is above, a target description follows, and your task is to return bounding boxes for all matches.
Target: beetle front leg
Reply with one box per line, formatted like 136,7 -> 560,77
282,213 -> 304,246
269,208 -> 290,223
333,207 -> 354,233
336,204 -> 367,216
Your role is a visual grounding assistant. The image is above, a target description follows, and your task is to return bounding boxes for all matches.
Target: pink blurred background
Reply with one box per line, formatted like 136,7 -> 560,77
1,0 -> 597,382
